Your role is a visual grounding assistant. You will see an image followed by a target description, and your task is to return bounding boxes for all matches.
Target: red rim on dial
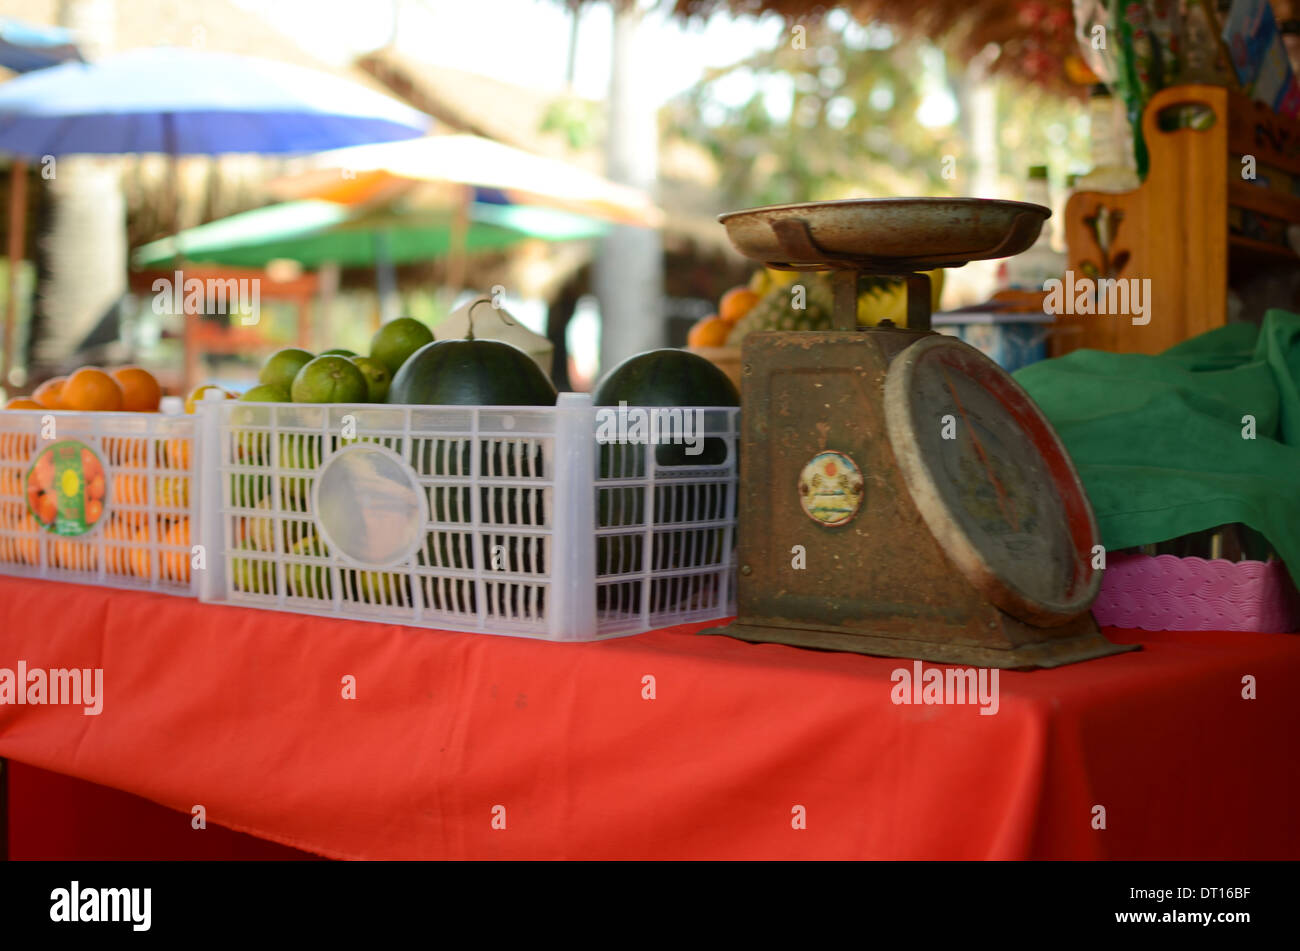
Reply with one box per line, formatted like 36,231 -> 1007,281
884,335 -> 1100,626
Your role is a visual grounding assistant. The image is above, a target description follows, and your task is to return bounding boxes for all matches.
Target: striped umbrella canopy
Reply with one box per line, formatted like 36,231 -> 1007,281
132,198 -> 608,270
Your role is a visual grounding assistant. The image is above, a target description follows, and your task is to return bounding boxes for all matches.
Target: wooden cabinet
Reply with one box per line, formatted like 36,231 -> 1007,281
1058,84 -> 1300,355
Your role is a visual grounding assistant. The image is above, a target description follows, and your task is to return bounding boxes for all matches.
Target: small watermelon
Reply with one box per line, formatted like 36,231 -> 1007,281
593,349 -> 737,581
593,347 -> 739,408
388,338 -> 557,407
593,348 -> 737,470
389,315 -> 556,591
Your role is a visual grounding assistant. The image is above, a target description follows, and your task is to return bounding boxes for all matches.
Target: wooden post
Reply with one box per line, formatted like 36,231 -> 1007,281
3,160 -> 27,391
446,183 -> 471,296
318,261 -> 339,345
374,231 -> 399,324
297,298 -> 311,351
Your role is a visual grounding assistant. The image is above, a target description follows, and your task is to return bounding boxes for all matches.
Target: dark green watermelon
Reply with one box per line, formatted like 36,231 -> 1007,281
388,338 -> 557,407
593,347 -> 738,408
594,348 -> 736,471
593,350 -> 738,582
389,336 -> 554,616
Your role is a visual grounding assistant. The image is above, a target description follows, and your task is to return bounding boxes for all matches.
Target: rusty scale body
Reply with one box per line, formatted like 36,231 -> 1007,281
703,198 -> 1137,668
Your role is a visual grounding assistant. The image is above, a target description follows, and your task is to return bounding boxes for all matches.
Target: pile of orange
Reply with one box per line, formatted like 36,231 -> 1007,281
0,364 -> 195,580
103,513 -> 192,582
686,285 -> 761,348
5,365 -> 162,413
0,505 -> 39,565
0,508 -> 192,581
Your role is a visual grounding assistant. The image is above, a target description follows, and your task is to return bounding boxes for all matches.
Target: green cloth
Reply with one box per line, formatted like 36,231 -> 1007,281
1014,309 -> 1300,588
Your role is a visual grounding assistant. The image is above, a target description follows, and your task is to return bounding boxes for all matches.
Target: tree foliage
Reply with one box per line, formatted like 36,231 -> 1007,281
662,19 -> 962,207
661,15 -> 1090,209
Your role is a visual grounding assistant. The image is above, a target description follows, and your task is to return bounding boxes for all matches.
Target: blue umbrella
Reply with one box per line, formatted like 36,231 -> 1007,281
0,18 -> 82,73
0,46 -> 430,157
0,45 -> 432,387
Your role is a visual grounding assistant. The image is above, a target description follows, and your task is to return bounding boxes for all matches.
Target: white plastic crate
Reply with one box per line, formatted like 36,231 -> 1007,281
195,392 -> 739,640
0,409 -> 198,594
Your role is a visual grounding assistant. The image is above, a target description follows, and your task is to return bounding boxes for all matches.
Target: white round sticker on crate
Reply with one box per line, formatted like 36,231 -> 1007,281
312,444 -> 426,569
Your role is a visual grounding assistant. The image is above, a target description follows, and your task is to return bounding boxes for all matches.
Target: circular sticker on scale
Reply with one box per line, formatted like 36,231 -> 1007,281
25,440 -> 108,536
797,450 -> 864,527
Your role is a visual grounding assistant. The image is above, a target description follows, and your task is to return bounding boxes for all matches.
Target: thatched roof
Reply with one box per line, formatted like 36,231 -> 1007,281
356,49 -> 603,167
356,48 -> 738,253
583,0 -> 1081,89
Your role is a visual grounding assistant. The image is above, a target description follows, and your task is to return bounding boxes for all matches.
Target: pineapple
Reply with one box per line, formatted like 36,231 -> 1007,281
729,269 -> 944,344
729,272 -> 901,344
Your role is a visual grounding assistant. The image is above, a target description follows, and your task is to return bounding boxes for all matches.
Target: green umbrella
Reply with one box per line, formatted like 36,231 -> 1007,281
131,198 -> 607,270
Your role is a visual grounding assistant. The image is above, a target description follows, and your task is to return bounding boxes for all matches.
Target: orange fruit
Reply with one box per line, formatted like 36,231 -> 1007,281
129,524 -> 152,578
80,448 -> 103,482
159,438 -> 192,470
111,366 -> 162,412
161,516 -> 192,581
104,436 -> 149,469
0,431 -> 35,462
85,498 -> 103,525
62,367 -> 125,412
35,492 -> 56,525
4,398 -> 41,410
719,287 -> 761,326
32,453 -> 54,493
0,467 -> 20,498
687,315 -> 732,348
0,511 -> 39,565
185,383 -> 236,415
32,377 -> 66,410
116,473 -> 147,505
51,537 -> 96,572
106,513 -> 144,576
130,517 -> 191,581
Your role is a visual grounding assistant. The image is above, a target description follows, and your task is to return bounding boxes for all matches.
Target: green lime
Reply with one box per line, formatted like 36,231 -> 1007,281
239,383 -> 290,402
369,317 -> 434,376
348,355 -> 392,403
287,534 -> 330,598
258,348 -> 314,390
232,384 -> 286,469
320,348 -> 356,357
290,355 -> 369,404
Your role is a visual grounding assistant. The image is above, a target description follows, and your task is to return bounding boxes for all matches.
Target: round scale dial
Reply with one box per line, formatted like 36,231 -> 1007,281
884,335 -> 1100,626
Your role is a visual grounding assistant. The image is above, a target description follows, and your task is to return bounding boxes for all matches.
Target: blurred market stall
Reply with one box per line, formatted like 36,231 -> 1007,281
0,45 -> 432,389
273,133 -> 661,228
132,199 -> 608,270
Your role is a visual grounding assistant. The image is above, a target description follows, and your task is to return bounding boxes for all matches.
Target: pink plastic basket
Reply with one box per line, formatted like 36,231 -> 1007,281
1092,553 -> 1300,633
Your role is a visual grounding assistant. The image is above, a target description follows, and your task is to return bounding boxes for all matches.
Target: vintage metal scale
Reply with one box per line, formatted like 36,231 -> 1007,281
704,198 -> 1135,668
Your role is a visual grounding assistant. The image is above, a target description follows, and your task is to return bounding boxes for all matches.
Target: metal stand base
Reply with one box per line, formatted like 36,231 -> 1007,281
701,615 -> 1138,670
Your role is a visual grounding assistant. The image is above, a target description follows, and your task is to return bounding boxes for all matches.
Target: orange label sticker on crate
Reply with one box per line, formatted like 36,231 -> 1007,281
25,440 -> 107,536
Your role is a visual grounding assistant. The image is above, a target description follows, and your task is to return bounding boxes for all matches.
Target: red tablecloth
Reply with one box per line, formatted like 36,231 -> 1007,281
1,576 -> 1297,859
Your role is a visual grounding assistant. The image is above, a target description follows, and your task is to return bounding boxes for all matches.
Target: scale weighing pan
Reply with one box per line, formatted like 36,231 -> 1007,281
718,197 -> 1051,273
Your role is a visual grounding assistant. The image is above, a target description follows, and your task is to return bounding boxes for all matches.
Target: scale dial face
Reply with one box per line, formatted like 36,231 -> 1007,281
884,335 -> 1101,626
